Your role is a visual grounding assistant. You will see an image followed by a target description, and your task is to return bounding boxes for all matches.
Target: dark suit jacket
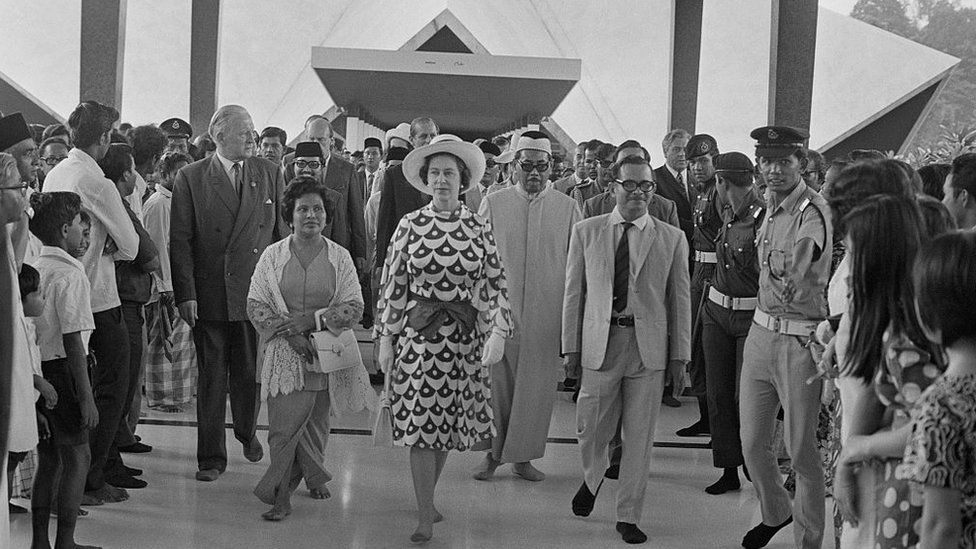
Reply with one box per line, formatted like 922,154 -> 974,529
285,156 -> 366,265
654,165 -> 698,245
552,174 -> 578,195
375,163 -> 430,268
581,191 -> 680,228
170,154 -> 287,322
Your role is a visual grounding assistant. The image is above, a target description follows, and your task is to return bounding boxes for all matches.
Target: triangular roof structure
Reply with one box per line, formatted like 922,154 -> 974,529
0,0 -> 959,163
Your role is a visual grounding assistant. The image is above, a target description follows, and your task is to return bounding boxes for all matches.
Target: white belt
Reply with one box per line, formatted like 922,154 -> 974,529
694,250 -> 717,264
752,309 -> 819,337
708,287 -> 757,311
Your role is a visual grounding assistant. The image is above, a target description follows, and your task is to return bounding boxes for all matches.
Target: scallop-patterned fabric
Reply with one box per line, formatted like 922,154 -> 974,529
869,326 -> 947,549
376,204 -> 512,451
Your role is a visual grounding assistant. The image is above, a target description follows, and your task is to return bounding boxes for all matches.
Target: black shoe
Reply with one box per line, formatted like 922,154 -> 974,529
742,516 -> 792,549
604,463 -> 620,480
125,465 -> 143,477
705,472 -> 740,495
105,473 -> 148,489
661,395 -> 681,408
675,420 -> 710,437
118,442 -> 152,453
616,522 -> 648,544
571,481 -> 601,517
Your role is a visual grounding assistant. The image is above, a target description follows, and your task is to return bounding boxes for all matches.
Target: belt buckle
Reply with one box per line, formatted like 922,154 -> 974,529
770,316 -> 781,332
724,296 -> 734,308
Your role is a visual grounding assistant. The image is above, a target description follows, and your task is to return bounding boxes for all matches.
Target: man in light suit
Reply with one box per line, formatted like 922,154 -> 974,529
170,105 -> 287,482
582,141 -> 680,227
563,155 -> 691,545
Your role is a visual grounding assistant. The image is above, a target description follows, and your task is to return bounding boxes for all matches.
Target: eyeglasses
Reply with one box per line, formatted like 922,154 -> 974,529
42,156 -> 68,166
0,183 -> 29,195
485,158 -> 499,169
294,160 -> 322,170
614,179 -> 655,192
518,161 -> 551,173
583,158 -> 613,168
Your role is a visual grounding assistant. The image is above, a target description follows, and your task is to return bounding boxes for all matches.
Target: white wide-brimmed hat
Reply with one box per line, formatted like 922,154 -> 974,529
402,134 -> 486,196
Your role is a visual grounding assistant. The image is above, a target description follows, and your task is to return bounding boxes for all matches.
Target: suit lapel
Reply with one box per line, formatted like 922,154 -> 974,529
229,158 -> 257,244
601,216 -> 616,275
633,218 -> 659,279
209,156 -> 240,214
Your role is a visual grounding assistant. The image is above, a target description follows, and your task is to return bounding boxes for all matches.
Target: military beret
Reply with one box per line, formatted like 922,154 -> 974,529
478,141 -> 501,156
685,134 -> 718,160
294,141 -> 324,159
161,118 -> 192,139
387,146 -> 409,163
0,113 -> 33,152
713,152 -> 754,174
363,137 -> 382,151
750,125 -> 809,159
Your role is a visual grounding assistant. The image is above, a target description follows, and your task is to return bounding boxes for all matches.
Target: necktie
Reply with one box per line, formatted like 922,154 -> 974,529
680,170 -> 691,204
367,173 -> 374,197
612,222 -> 633,313
232,162 -> 242,198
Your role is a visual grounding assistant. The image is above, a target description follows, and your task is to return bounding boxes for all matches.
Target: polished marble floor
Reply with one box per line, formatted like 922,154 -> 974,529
10,391 -> 835,549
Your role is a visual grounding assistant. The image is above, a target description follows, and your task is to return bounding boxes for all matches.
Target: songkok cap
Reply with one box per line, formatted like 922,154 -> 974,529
402,135 -> 486,195
386,146 -> 409,163
494,131 -> 551,164
0,113 -> 33,151
363,137 -> 382,151
294,141 -> 324,159
750,125 -> 809,159
685,134 -> 718,160
479,141 -> 501,157
161,118 -> 192,139
385,123 -> 411,148
713,152 -> 754,174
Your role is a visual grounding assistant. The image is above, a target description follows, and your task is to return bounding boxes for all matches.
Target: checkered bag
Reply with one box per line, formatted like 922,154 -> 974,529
145,300 -> 197,408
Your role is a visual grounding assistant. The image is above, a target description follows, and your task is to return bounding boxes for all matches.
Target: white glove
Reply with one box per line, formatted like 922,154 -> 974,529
378,337 -> 395,374
480,332 -> 505,367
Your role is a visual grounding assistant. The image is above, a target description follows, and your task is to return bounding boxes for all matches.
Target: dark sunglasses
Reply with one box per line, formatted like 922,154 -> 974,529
294,160 -> 322,170
518,161 -> 551,173
614,179 -> 655,192
42,156 -> 68,166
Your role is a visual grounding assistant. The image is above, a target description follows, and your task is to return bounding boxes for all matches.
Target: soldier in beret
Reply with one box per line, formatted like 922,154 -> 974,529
676,134 -> 723,438
699,152 -> 764,496
738,126 -> 831,549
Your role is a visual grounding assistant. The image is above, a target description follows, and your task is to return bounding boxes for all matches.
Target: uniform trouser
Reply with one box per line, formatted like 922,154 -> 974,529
193,320 -> 260,472
114,301 -> 145,450
701,301 -> 752,468
740,324 -> 824,549
577,326 -> 664,524
688,261 -> 714,397
86,307 -> 130,491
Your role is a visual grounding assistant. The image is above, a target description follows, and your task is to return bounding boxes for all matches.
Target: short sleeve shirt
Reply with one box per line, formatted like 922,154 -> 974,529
756,182 -> 831,320
714,188 -> 764,297
34,246 -> 95,361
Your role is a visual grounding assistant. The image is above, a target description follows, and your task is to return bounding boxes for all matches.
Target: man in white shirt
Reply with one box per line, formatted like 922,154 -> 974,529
362,137 -> 383,199
43,100 -> 139,503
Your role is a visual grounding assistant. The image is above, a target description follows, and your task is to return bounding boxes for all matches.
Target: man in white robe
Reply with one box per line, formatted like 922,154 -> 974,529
474,132 -> 582,481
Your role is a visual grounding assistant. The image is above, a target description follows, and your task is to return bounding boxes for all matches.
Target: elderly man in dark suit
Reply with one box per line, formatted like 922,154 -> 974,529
653,129 -> 695,250
284,117 -> 367,272
170,104 -> 287,482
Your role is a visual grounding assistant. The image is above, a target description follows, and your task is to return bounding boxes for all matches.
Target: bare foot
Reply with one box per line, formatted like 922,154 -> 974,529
85,486 -> 127,503
410,522 -> 433,544
309,486 -> 331,500
261,502 -> 292,522
433,509 -> 444,523
472,454 -> 500,481
56,544 -> 102,549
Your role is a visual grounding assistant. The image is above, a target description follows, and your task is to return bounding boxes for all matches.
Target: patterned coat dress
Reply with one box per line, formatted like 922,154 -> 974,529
377,204 -> 512,451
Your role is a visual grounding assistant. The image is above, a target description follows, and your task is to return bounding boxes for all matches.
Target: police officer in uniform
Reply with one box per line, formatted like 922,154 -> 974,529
161,117 -> 196,157
699,152 -> 763,496
676,134 -> 722,437
739,126 -> 831,549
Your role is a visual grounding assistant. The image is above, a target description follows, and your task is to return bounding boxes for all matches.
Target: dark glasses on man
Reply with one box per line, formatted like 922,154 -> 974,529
614,179 -> 655,192
294,160 -> 322,170
518,161 -> 550,173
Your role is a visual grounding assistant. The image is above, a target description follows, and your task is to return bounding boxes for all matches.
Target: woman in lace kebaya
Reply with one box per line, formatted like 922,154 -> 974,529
247,176 -> 371,521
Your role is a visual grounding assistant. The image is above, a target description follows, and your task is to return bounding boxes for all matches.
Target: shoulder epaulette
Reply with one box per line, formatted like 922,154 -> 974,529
799,197 -> 811,211
753,206 -> 764,220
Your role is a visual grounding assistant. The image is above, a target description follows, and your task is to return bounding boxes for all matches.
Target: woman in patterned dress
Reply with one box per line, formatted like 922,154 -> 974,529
376,135 -> 512,544
899,231 -> 976,548
833,195 -> 942,548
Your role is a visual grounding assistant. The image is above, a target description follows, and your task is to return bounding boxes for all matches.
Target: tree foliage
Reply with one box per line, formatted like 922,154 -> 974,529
850,0 -> 976,152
